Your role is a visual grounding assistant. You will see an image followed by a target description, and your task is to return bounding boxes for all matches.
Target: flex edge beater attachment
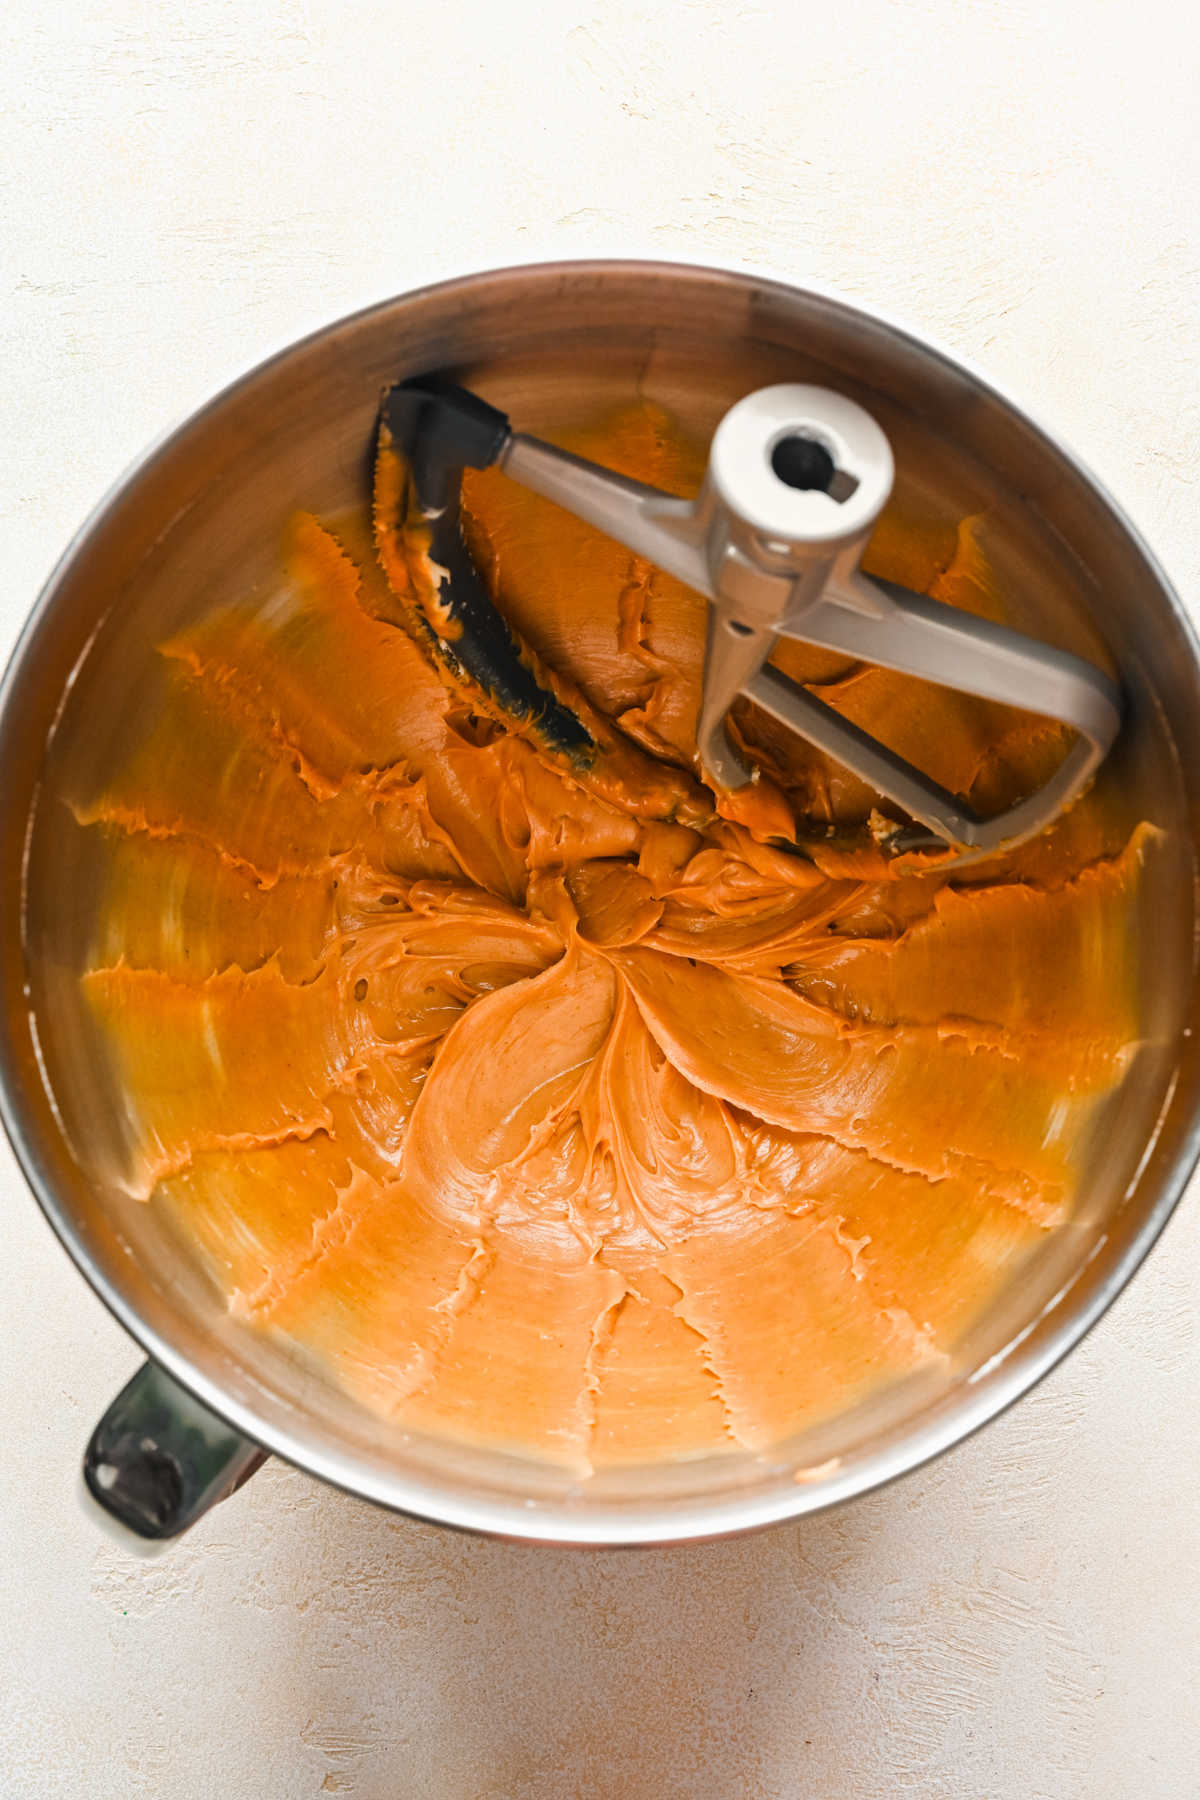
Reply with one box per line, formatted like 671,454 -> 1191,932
381,377 -> 1122,859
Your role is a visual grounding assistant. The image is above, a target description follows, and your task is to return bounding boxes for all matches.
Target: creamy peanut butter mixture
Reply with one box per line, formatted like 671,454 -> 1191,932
77,402 -> 1147,1470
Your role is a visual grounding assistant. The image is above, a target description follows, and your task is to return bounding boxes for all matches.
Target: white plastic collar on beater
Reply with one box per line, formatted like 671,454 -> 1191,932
708,384 -> 894,551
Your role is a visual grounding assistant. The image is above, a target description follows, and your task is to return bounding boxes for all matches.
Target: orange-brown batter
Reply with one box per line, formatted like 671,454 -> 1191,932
75,401 -> 1149,1470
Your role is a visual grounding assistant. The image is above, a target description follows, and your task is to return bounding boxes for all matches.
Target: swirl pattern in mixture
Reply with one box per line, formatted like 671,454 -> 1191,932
75,403 -> 1149,1470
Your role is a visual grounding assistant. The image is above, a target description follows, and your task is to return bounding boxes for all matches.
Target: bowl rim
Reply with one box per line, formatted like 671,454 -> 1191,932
3,254 -> 1198,1545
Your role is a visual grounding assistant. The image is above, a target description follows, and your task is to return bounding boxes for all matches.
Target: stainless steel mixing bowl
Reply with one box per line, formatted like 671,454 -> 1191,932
2,260 -> 1197,1545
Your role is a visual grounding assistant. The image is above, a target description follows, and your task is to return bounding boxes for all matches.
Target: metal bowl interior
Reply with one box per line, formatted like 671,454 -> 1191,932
2,261 -> 1198,1544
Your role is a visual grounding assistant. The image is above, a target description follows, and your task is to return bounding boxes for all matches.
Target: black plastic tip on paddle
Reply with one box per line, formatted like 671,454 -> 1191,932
382,377 -> 512,511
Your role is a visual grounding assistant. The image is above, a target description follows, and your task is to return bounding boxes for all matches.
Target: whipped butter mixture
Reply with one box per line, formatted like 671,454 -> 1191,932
76,402 -> 1148,1470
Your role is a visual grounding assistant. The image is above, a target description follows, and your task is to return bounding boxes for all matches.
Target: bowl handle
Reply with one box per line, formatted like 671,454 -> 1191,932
81,1361 -> 267,1547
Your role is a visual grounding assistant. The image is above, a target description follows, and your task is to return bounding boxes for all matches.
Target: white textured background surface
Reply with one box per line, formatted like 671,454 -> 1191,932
2,3 -> 1199,1796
